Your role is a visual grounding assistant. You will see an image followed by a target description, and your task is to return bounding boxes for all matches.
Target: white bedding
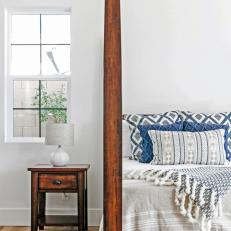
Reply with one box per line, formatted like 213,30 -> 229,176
122,158 -> 231,231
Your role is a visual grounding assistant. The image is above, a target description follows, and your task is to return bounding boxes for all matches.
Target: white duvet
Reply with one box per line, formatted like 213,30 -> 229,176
122,158 -> 231,231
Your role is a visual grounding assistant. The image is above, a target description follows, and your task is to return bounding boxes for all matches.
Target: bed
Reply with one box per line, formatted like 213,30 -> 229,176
103,0 -> 231,230
122,158 -> 231,231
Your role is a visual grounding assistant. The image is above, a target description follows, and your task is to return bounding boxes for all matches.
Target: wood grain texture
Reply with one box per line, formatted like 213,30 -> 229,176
0,227 -> 98,231
28,164 -> 90,172
39,174 -> 77,190
38,192 -> 46,230
77,172 -> 85,231
104,0 -> 122,230
29,167 -> 89,230
38,216 -> 78,226
31,172 -> 38,231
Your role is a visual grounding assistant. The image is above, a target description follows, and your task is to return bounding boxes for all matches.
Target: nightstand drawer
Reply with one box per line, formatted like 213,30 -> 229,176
39,174 -> 77,190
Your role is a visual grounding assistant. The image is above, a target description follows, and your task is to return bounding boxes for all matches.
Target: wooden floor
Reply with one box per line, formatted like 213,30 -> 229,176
0,227 -> 98,231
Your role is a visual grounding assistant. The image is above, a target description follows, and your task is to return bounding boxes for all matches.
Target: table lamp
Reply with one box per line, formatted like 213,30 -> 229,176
45,123 -> 74,167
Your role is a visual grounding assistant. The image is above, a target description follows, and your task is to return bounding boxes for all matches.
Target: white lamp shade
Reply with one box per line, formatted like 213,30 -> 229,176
45,123 -> 74,146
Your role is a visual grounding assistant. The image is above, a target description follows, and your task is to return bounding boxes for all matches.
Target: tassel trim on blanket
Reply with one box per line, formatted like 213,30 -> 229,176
123,169 -> 223,231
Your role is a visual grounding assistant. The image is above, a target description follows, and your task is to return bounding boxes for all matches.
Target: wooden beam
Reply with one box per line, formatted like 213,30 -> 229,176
104,0 -> 122,230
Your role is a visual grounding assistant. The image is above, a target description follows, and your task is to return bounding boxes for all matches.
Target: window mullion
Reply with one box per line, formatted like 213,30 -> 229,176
39,15 -> 42,137
39,80 -> 42,137
40,14 -> 42,75
9,75 -> 70,80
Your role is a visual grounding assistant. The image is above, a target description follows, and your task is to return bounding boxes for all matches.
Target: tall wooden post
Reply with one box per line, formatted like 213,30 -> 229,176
104,0 -> 122,230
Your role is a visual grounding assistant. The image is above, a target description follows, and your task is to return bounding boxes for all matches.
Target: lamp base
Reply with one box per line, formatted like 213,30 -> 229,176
50,145 -> 70,167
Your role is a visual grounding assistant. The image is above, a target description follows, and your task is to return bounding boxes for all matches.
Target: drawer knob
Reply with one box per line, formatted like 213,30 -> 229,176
52,180 -> 62,185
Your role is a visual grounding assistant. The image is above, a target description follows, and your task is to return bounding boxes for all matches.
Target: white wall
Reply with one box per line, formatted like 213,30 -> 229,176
122,0 -> 231,114
0,0 -> 104,226
2,0 -> 231,227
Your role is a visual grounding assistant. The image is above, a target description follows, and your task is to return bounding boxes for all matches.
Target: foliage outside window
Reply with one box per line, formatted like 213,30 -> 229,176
32,82 -> 67,123
13,80 -> 68,137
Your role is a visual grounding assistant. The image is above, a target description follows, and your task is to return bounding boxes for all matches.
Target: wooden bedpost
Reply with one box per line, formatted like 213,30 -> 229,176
104,0 -> 122,230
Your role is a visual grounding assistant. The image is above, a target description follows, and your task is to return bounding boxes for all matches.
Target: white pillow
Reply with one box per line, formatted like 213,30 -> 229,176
123,120 -> 132,157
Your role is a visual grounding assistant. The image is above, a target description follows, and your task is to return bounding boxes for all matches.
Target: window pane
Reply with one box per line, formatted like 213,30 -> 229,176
13,80 -> 68,138
42,45 -> 70,75
11,15 -> 40,44
41,15 -> 70,44
13,110 -> 39,137
11,45 -> 40,75
14,81 -> 39,108
40,81 -> 68,108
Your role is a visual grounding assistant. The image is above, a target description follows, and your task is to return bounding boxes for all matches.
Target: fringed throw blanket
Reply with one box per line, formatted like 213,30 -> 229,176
123,166 -> 231,231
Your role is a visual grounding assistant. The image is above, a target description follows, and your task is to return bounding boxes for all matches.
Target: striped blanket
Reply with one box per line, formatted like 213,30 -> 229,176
123,166 -> 231,231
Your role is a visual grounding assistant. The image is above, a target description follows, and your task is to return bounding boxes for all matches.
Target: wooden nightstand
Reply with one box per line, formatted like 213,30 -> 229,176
28,164 -> 90,231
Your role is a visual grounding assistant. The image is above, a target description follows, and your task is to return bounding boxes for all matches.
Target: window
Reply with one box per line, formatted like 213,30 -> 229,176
5,11 -> 71,142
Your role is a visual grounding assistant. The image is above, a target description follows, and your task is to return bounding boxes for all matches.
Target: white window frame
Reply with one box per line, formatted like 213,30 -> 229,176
4,8 -> 71,143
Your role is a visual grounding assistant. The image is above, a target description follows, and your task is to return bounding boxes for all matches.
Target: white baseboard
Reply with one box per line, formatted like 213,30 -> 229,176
0,208 -> 103,226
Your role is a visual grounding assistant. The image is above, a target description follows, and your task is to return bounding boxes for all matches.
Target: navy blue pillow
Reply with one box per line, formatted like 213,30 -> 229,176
138,122 -> 183,163
183,122 -> 230,157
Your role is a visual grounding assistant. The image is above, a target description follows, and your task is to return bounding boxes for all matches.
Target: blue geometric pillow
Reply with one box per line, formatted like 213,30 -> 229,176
180,111 -> 231,160
123,111 -> 181,160
138,122 -> 183,163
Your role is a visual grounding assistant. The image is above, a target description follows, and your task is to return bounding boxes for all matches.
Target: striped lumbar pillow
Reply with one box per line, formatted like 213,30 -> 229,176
148,129 -> 227,165
179,111 -> 231,161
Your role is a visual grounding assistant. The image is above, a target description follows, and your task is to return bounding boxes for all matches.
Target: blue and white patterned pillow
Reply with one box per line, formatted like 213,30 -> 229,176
179,111 -> 231,161
148,129 -> 227,165
183,122 -> 230,159
123,111 -> 181,160
138,122 -> 183,163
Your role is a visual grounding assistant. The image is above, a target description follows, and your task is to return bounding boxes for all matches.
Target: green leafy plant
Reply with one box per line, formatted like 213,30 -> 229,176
32,83 -> 67,123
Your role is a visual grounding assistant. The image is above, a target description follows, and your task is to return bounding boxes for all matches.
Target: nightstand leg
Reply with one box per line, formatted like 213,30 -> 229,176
85,172 -> 88,230
78,172 -> 85,231
31,172 -> 39,231
38,192 -> 46,230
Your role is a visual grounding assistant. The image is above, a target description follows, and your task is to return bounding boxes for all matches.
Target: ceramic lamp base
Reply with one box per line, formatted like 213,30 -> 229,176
50,145 -> 70,167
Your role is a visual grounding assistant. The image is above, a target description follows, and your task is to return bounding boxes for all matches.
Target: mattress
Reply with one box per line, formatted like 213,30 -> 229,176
122,158 -> 231,231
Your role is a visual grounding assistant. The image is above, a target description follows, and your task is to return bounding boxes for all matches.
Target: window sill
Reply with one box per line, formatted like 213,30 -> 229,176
5,137 -> 45,143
